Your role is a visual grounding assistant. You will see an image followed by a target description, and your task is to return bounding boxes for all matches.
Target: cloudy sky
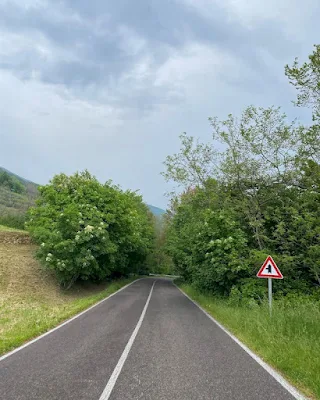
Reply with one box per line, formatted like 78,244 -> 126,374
0,0 -> 319,208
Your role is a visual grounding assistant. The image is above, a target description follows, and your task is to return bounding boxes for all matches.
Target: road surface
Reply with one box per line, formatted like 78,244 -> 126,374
0,278 -> 302,400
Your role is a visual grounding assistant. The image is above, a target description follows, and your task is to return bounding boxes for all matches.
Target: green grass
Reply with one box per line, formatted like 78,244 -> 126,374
0,224 -> 26,232
179,284 -> 320,399
0,274 -> 138,356
0,240 -> 144,357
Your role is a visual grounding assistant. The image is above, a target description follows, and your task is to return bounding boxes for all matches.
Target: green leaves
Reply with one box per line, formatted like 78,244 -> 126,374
165,186 -> 248,295
162,132 -> 218,189
285,44 -> 320,119
163,44 -> 320,297
27,171 -> 154,288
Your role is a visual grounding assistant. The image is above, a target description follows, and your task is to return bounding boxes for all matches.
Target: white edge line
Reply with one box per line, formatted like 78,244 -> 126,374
174,284 -> 308,400
0,278 -> 147,362
99,280 -> 156,400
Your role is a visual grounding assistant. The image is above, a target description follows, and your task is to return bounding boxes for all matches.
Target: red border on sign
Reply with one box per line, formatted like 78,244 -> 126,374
257,255 -> 283,279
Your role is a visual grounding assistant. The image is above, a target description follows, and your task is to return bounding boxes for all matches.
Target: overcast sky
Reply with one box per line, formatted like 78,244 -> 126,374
0,0 -> 319,208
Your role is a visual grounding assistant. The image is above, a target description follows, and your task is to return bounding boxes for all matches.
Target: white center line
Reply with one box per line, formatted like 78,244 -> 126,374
98,280 -> 156,400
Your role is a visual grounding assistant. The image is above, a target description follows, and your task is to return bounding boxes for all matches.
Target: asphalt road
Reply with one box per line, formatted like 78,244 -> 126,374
0,278 -> 301,400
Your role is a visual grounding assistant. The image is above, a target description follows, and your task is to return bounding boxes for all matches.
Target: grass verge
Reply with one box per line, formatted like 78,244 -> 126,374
0,224 -> 26,233
0,243 -> 139,356
178,283 -> 319,400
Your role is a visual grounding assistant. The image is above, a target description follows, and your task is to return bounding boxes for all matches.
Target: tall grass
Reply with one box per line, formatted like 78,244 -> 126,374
180,284 -> 320,399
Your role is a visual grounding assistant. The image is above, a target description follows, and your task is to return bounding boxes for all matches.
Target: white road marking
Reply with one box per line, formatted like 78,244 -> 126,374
175,284 -> 308,400
0,278 -> 146,362
98,281 -> 156,400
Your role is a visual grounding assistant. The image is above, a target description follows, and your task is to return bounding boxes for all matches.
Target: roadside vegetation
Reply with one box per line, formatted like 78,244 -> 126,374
0,171 -> 159,355
163,45 -> 320,398
0,239 -> 137,355
180,284 -> 319,398
26,171 -> 154,288
0,224 -> 25,233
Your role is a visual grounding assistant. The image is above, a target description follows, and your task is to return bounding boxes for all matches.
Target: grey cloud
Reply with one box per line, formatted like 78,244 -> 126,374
0,0 -> 319,208
0,0 -> 306,109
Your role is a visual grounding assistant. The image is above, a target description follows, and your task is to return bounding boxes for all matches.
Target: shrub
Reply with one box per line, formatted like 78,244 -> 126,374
26,171 -> 154,288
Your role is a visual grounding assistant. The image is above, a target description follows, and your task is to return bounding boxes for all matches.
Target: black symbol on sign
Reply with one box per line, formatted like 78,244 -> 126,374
266,264 -> 272,273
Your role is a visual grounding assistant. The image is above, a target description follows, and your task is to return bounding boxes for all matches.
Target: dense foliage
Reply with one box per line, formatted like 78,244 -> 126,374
164,45 -> 320,302
146,215 -> 174,275
27,171 -> 154,287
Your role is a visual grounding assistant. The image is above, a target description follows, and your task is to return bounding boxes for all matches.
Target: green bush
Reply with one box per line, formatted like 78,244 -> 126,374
229,278 -> 267,306
26,171 -> 154,288
191,209 -> 248,295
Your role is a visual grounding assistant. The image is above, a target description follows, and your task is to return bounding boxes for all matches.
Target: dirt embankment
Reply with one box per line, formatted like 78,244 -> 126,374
0,231 -> 32,244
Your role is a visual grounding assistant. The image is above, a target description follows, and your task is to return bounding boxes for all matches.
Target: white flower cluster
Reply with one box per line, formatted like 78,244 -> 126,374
46,253 -> 53,262
57,261 -> 66,267
84,225 -> 94,233
81,252 -> 95,268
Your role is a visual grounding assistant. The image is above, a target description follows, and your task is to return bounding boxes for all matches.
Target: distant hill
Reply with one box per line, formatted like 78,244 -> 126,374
0,167 -> 38,186
0,167 -> 39,199
0,167 -> 39,228
0,168 -> 165,228
147,205 -> 166,216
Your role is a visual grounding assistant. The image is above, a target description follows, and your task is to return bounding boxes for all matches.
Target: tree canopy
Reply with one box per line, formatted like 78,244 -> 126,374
27,171 -> 154,288
163,45 -> 320,302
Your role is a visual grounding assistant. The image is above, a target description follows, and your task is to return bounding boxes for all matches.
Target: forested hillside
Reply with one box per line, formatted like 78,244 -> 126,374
0,168 -> 38,229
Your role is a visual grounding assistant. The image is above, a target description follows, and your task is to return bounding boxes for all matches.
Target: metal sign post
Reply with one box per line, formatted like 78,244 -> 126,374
257,256 -> 283,317
268,278 -> 272,316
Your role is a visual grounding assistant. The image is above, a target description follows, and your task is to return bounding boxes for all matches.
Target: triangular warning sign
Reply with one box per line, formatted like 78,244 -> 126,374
257,256 -> 283,279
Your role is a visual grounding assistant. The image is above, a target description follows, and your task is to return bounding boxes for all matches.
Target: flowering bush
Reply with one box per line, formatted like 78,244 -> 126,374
27,171 -> 154,288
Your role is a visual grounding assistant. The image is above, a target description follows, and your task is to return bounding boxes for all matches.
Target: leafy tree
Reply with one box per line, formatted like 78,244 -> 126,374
27,171 -> 154,288
162,132 -> 218,190
165,184 -> 248,294
147,215 -> 174,275
285,45 -> 320,165
163,102 -> 320,296
164,106 -> 301,250
285,44 -> 320,119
